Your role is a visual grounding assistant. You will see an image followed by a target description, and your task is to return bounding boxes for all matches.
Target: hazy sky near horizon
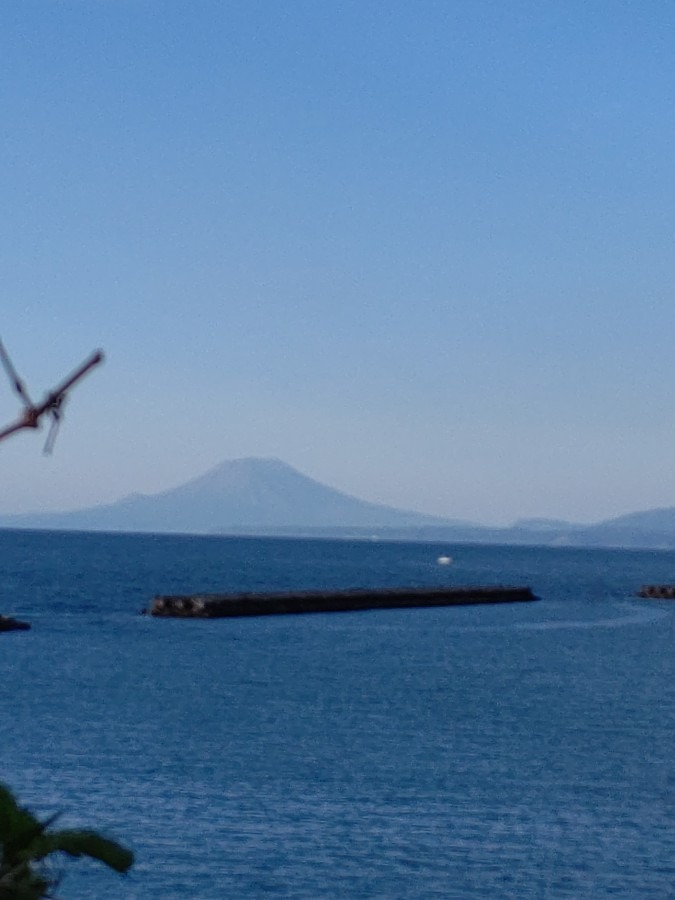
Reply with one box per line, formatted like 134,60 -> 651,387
2,0 -> 675,525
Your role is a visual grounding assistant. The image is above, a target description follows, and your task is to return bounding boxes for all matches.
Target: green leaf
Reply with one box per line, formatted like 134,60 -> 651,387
0,785 -> 52,869
0,783 -> 133,895
0,783 -> 39,843
32,830 -> 133,874
0,862 -> 50,898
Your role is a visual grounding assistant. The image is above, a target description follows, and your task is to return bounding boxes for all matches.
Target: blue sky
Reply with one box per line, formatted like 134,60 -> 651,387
2,0 -> 675,524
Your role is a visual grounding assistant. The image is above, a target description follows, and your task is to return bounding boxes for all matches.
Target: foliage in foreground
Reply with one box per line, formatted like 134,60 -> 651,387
0,783 -> 133,898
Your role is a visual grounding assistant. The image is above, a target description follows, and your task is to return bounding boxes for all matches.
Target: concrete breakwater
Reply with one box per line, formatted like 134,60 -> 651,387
638,584 -> 675,599
0,614 -> 30,632
150,585 -> 538,619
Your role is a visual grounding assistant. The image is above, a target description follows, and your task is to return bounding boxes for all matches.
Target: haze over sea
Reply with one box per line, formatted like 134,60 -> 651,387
2,529 -> 675,898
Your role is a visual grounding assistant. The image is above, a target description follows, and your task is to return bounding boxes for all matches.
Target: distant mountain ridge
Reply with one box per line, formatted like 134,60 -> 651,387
3,457 -> 675,549
0,457 -> 467,535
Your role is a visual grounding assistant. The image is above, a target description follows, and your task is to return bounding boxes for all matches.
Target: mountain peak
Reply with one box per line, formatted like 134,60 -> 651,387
181,456 -> 320,495
211,456 -> 287,471
6,457 -> 451,534
204,456 -> 295,480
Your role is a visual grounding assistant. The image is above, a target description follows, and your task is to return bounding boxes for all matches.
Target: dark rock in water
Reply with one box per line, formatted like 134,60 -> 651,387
0,615 -> 31,632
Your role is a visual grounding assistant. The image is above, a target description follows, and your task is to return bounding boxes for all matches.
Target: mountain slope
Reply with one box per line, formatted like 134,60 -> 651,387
596,506 -> 675,531
0,457 -> 466,535
567,506 -> 675,548
7,457 -> 675,548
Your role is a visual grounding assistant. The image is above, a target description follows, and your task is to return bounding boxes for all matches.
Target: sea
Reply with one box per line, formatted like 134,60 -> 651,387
1,528 -> 675,898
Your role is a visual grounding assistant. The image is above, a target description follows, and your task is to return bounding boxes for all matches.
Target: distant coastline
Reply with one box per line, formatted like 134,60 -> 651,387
1,520 -> 675,553
2,457 -> 675,551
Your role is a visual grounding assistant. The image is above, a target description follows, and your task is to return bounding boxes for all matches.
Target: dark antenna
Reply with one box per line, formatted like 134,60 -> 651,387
0,341 -> 104,452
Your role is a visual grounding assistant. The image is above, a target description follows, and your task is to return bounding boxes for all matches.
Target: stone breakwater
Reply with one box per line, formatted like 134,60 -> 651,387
638,584 -> 675,599
0,615 -> 30,632
149,585 -> 538,619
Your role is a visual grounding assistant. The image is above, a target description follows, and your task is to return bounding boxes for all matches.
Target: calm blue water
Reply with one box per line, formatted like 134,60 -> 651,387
2,529 -> 675,898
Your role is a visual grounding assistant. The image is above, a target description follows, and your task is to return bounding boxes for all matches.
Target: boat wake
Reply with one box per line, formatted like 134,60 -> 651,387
513,602 -> 669,632
444,602 -> 670,634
